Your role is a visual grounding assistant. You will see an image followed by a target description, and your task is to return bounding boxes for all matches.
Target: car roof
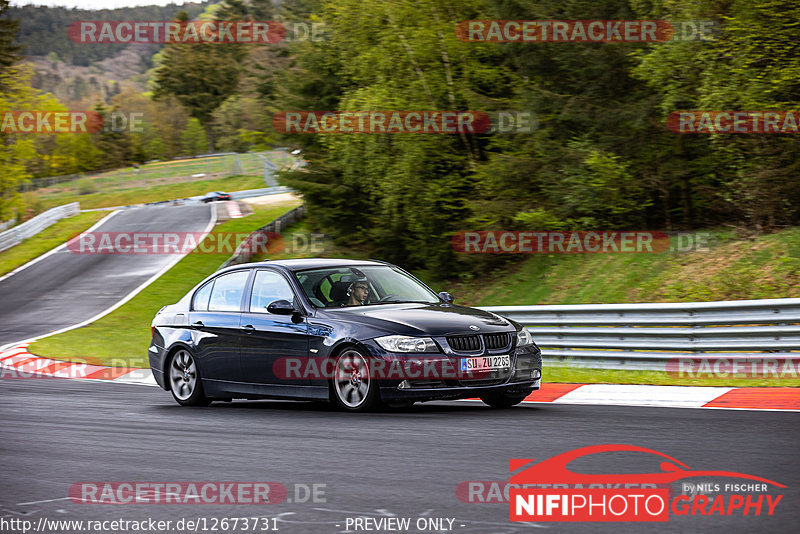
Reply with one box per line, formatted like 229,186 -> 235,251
212,259 -> 394,279
264,258 -> 389,271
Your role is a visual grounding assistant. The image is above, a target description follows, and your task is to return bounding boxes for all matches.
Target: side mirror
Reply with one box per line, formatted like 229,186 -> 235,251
267,299 -> 296,315
438,291 -> 454,304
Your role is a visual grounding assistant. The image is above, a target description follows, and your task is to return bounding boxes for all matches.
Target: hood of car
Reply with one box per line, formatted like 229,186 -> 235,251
326,302 -> 517,336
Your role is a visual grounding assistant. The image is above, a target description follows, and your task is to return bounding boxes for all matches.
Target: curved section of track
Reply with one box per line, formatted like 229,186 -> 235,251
0,204 -> 213,348
0,379 -> 796,533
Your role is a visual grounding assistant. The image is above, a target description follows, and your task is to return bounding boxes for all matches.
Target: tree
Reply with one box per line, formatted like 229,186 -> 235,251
181,118 -> 209,155
632,0 -> 800,227
0,0 -> 20,78
0,3 -> 28,221
91,103 -> 133,169
150,96 -> 191,159
152,10 -> 243,151
1,65 -> 64,220
211,94 -> 269,152
275,0 -> 515,274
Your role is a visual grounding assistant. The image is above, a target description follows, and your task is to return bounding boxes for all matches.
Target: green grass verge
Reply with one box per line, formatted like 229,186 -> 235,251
261,225 -> 800,306
28,153 -> 269,194
0,211 -> 108,276
24,174 -> 266,213
545,366 -> 800,387
93,154 -> 256,183
448,227 -> 800,306
29,200 -> 301,368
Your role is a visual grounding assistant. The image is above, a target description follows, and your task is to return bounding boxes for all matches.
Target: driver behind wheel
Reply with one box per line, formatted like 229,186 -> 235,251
346,279 -> 370,306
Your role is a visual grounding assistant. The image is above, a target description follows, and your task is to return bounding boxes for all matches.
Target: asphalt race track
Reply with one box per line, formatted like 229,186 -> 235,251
0,202 -> 797,533
1,378 -> 797,534
0,204 -> 213,348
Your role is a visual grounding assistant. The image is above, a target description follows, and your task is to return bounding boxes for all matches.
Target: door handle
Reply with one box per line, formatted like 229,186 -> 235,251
192,321 -> 204,327
241,324 -> 255,333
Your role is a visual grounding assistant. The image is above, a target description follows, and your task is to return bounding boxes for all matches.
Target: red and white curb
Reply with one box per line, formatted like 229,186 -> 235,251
0,344 -> 156,387
225,201 -> 243,218
2,344 -> 798,410
517,382 -> 800,411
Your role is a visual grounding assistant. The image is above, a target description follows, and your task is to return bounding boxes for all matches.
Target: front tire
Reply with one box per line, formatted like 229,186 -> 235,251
480,392 -> 529,409
168,349 -> 210,406
329,348 -> 381,412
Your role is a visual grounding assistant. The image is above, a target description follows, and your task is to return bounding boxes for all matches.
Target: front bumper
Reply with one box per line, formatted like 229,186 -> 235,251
363,340 -> 543,402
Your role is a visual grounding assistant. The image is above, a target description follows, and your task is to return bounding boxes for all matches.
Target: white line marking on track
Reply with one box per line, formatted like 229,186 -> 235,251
17,497 -> 72,506
0,210 -> 121,285
0,204 -> 217,354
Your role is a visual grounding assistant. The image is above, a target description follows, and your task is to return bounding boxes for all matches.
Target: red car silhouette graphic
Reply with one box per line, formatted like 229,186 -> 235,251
509,444 -> 785,487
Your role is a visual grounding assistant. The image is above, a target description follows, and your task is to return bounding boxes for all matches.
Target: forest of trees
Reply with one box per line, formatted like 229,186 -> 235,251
1,0 -> 799,276
8,2 -> 213,66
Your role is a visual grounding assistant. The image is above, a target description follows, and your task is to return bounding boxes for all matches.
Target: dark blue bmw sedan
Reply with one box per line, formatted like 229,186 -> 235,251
149,258 -> 542,411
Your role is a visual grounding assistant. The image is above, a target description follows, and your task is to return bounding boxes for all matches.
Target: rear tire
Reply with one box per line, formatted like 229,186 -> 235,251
329,347 -> 382,412
480,392 -> 529,409
168,349 -> 210,407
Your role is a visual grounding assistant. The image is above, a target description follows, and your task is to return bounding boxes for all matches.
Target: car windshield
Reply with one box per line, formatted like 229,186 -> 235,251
294,265 -> 440,308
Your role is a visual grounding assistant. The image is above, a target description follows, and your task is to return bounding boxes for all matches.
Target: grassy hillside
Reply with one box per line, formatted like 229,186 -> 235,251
254,225 -> 800,306
445,228 -> 800,307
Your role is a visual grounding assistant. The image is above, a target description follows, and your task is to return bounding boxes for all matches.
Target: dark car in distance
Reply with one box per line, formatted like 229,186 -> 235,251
149,259 -> 542,411
200,191 -> 232,203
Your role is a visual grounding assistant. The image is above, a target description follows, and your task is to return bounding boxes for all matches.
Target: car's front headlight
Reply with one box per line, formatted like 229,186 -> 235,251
516,327 -> 534,347
375,335 -> 438,353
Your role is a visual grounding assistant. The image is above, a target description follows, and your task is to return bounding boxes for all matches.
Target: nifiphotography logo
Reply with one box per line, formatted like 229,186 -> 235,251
508,444 -> 785,523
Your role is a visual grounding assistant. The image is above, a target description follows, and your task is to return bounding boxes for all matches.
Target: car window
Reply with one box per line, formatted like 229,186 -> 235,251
249,270 -> 295,312
378,271 -> 414,296
208,270 -> 250,312
193,280 -> 213,311
295,266 -> 439,307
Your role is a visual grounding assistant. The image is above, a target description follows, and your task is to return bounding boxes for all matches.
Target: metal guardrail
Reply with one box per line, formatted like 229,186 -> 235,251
219,205 -> 307,269
229,186 -> 294,200
0,202 -> 80,252
479,299 -> 800,370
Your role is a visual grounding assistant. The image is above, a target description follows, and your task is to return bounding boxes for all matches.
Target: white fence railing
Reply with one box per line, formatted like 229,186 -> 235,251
480,299 -> 800,370
0,202 -> 80,252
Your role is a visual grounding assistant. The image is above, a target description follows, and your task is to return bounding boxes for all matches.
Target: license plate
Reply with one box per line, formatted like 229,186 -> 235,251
461,355 -> 510,372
